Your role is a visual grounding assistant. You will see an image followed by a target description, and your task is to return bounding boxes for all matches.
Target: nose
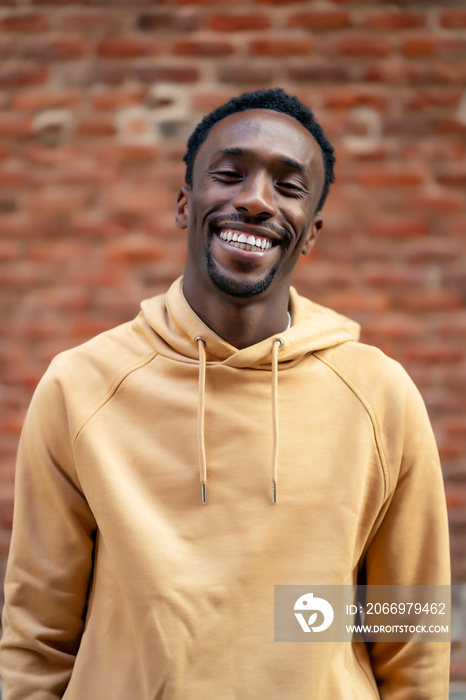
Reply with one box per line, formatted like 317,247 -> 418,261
233,172 -> 277,219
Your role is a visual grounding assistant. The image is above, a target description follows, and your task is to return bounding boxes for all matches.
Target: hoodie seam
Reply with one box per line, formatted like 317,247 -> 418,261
71,351 -> 159,447
313,351 -> 390,500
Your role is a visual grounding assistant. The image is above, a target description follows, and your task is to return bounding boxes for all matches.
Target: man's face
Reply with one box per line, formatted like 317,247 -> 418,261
177,109 -> 325,301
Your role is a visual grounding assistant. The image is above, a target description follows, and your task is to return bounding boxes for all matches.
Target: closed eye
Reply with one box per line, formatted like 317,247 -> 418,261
212,170 -> 242,181
277,181 -> 308,197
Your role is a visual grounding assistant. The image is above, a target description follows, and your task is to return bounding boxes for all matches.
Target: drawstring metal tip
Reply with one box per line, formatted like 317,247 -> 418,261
201,482 -> 206,504
272,481 -> 277,504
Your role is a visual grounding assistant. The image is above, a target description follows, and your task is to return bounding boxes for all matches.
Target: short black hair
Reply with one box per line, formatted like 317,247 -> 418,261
183,87 -> 335,212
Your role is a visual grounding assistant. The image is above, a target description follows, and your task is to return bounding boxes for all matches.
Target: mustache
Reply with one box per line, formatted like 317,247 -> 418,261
208,213 -> 293,245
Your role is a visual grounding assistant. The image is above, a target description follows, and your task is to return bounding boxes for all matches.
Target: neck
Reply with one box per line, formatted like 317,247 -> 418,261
182,276 -> 291,349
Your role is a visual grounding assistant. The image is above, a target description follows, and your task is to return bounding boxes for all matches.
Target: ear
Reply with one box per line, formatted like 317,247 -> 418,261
301,215 -> 323,256
175,187 -> 190,230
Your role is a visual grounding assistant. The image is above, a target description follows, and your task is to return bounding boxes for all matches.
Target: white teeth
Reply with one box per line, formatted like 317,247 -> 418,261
218,229 -> 273,251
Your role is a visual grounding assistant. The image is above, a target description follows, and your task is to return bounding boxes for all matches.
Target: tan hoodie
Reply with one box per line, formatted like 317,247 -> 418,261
1,277 -> 450,699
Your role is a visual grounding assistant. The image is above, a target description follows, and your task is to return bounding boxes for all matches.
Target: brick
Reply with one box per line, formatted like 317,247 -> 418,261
25,287 -> 91,312
24,187 -> 90,215
0,242 -> 20,261
23,143 -> 83,167
60,12 -> 125,32
65,264 -> 130,289
105,235 -> 166,263
367,216 -> 430,239
0,168 -> 31,188
384,115 -> 434,137
208,13 -> 271,31
248,37 -> 313,57
403,238 -> 461,263
395,290 -> 462,312
0,39 -> 14,60
93,143 -> 160,165
0,262 -> 51,289
436,167 -> 466,188
0,12 -> 48,32
405,343 -> 464,363
0,214 -> 32,238
19,36 -> 86,61
355,166 -> 426,188
446,486 -> 466,510
137,12 -> 201,32
287,10 -> 350,31
402,36 -> 466,59
322,87 -> 388,110
447,418 -> 466,436
436,118 -> 466,136
75,118 -> 116,138
407,190 -> 464,213
132,65 -> 199,84
103,186 -> 174,216
190,89 -> 244,114
91,89 -> 143,111
178,0 -> 243,4
432,62 -> 466,85
12,90 -> 81,113
0,115 -> 32,138
320,290 -> 391,313
403,140 -> 466,164
61,63 -> 129,87
362,10 -> 425,30
293,261 -> 355,290
360,314 -> 425,340
441,10 -> 466,28
97,37 -> 161,59
326,34 -> 391,57
363,61 -> 427,84
404,88 -> 461,110
288,64 -> 350,82
174,39 -> 235,57
70,217 -> 127,239
254,0 -> 310,4
362,265 -> 426,288
0,145 -> 12,160
216,64 -> 275,84
0,65 -> 49,88
42,164 -> 118,187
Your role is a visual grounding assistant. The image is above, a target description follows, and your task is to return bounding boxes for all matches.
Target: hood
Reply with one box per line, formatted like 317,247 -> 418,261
140,277 -> 360,368
140,277 -> 360,505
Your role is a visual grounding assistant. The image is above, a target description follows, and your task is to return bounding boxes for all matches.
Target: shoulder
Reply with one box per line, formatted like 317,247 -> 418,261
28,311 -> 158,439
314,340 -> 436,493
315,340 -> 417,404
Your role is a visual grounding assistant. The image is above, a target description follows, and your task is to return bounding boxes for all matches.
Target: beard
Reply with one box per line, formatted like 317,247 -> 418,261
205,247 -> 279,298
204,213 -> 289,298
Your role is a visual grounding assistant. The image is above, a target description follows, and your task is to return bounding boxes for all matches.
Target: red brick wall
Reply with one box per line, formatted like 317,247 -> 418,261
1,0 -> 465,680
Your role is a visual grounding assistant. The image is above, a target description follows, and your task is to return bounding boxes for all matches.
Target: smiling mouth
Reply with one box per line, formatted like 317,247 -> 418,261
218,228 -> 274,252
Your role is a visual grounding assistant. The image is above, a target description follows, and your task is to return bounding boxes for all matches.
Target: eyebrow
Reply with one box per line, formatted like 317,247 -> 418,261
215,147 -> 308,174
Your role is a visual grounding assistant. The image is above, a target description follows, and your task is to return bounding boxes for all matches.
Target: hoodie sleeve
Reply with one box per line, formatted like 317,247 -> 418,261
0,362 -> 97,699
362,367 -> 450,699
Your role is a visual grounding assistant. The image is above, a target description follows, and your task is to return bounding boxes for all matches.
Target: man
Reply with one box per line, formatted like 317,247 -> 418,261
0,88 -> 450,698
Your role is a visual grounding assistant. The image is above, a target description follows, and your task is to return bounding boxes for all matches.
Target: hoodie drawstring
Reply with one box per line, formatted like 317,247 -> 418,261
195,335 -> 283,505
195,337 -> 207,504
271,338 -> 283,504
